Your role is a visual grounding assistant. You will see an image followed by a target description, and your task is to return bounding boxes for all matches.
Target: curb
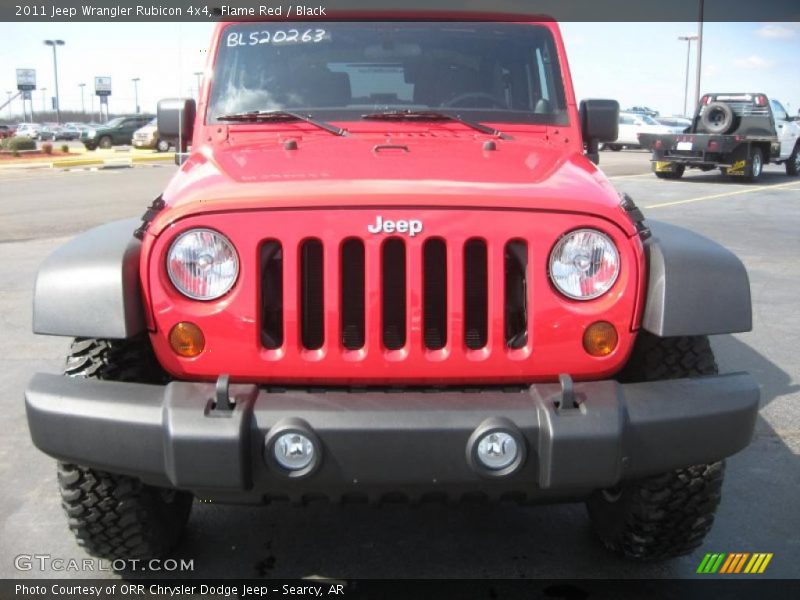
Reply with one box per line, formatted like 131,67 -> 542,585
51,158 -> 104,168
131,154 -> 175,163
1,153 -> 175,170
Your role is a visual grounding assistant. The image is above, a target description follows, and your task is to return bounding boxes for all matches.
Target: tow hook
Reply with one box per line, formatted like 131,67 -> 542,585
211,373 -> 235,414
556,374 -> 580,411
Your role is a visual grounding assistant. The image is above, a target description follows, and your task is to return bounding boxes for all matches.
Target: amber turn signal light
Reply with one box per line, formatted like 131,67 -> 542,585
169,322 -> 205,357
583,321 -> 618,357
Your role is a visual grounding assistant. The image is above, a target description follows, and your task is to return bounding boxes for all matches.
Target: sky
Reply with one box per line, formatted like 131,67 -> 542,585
0,21 -> 798,121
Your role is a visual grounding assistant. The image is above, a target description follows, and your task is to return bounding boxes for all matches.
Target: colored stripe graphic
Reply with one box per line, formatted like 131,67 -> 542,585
744,554 -> 760,573
720,553 -> 735,574
744,553 -> 774,574
758,554 -> 773,573
719,554 -> 736,574
733,553 -> 749,573
701,552 -> 774,574
697,553 -> 713,573
698,553 -> 727,574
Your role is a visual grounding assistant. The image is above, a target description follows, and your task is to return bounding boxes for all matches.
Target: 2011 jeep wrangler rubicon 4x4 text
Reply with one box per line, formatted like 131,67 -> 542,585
26,19 -> 759,562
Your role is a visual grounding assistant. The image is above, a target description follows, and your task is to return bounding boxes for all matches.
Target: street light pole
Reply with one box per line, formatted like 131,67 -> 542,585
194,71 -> 203,99
41,87 -> 47,112
79,83 -> 86,114
695,0 -> 705,110
43,39 -> 65,124
678,35 -> 698,117
5,91 -> 12,119
132,77 -> 140,113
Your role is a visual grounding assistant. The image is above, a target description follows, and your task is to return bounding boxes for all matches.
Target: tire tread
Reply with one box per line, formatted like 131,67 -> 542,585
587,332 -> 724,560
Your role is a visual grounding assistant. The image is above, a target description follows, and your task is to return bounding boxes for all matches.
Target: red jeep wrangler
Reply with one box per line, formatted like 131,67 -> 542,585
27,18 -> 758,562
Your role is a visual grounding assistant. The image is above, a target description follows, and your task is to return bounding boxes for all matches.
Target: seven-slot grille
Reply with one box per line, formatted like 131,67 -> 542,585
259,237 -> 529,355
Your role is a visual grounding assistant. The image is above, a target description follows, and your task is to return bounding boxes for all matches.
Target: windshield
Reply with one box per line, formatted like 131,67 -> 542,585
208,22 -> 568,125
104,117 -> 125,128
640,115 -> 659,125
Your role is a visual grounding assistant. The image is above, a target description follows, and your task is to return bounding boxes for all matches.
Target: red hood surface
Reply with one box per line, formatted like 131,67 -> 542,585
153,126 -> 632,236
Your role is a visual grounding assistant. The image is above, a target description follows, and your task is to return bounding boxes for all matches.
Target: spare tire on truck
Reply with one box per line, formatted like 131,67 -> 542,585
700,102 -> 736,134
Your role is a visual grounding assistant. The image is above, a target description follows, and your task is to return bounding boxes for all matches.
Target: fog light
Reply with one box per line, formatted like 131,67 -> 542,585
169,322 -> 205,357
583,321 -> 618,357
273,433 -> 315,471
476,431 -> 519,470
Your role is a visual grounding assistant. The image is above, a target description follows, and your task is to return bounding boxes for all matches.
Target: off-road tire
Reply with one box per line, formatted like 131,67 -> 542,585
654,164 -> 685,180
65,336 -> 168,383
615,333 -> 717,383
587,332 -> 724,560
98,136 -> 112,149
59,337 -> 188,560
58,463 -> 193,560
786,143 -> 800,177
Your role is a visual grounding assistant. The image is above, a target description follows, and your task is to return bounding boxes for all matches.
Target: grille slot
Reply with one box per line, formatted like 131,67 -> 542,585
505,240 -> 528,349
463,239 -> 488,350
341,239 -> 365,350
382,239 -> 406,350
423,238 -> 447,350
300,239 -> 324,350
260,229 -> 527,357
260,240 -> 283,349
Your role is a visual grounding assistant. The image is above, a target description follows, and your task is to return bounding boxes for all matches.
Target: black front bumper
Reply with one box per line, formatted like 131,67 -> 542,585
25,372 -> 759,503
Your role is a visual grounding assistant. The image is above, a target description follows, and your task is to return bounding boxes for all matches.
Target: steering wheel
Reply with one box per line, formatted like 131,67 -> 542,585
442,92 -> 507,109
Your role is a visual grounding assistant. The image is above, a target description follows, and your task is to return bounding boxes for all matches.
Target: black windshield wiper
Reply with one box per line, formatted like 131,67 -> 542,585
216,110 -> 347,136
362,109 -> 510,140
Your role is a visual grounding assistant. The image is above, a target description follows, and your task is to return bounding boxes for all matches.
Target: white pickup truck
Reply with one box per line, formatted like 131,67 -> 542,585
639,93 -> 800,181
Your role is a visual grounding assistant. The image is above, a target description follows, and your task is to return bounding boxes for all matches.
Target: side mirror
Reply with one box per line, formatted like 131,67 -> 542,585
580,99 -> 619,164
157,98 -> 196,154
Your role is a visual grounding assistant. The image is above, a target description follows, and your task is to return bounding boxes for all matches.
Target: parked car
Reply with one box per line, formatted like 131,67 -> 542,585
132,118 -> 172,152
37,124 -> 60,141
81,115 -> 154,150
0,124 -> 14,139
627,106 -> 659,117
15,123 -> 42,138
603,112 -> 671,150
655,116 -> 692,134
56,123 -> 86,141
27,17 -> 759,564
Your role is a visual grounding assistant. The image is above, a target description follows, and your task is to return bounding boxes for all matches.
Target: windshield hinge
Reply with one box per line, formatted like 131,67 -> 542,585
133,195 -> 166,240
619,193 -> 651,240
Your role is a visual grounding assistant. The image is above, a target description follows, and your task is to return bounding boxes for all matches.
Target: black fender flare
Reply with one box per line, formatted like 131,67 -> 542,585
642,221 -> 752,337
33,218 -> 145,339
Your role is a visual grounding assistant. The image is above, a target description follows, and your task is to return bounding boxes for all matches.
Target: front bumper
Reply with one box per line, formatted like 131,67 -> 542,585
26,372 -> 759,503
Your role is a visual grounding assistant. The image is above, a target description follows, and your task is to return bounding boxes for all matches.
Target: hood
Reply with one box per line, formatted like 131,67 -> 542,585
154,129 -> 632,236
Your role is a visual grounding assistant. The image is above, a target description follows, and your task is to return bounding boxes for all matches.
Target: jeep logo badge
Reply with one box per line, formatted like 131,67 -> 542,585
367,216 -> 423,237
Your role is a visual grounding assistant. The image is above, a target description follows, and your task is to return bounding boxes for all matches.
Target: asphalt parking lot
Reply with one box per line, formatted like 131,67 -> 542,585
0,151 -> 798,580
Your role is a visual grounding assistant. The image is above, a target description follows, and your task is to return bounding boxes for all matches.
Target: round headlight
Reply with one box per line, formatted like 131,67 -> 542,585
549,229 -> 620,300
167,228 -> 239,300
